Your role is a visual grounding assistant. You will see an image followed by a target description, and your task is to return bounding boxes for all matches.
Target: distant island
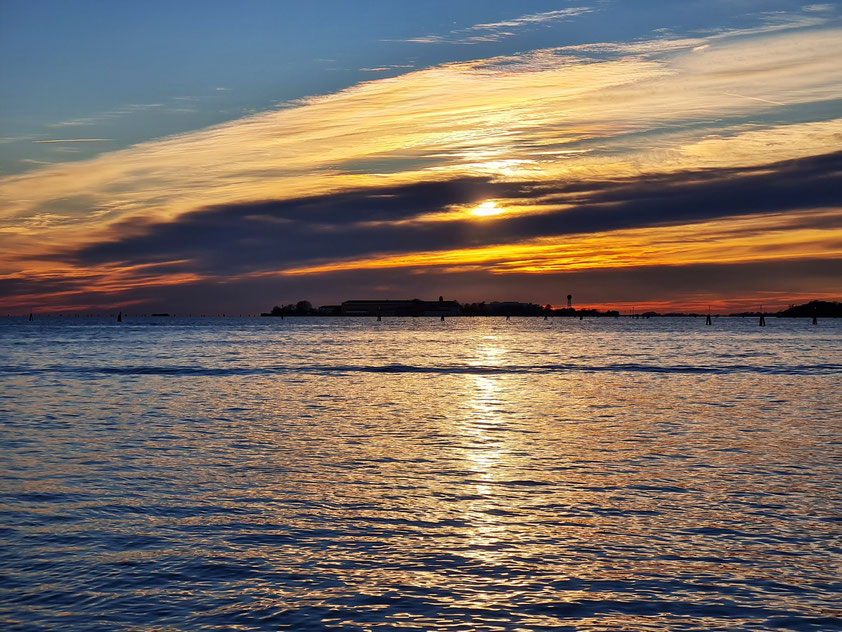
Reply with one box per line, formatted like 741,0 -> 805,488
745,300 -> 842,318
261,298 -> 605,317
261,298 -> 841,318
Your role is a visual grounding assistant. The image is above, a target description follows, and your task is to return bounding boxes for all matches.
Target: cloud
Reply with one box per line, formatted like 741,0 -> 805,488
360,64 -> 415,72
47,151 -> 842,293
720,92 -> 786,106
398,7 -> 595,44
32,139 -> 113,144
801,4 -> 835,12
48,103 -> 165,128
3,28 -> 840,233
551,10 -> 833,59
0,135 -> 35,145
698,10 -> 832,39
1,24 -> 841,310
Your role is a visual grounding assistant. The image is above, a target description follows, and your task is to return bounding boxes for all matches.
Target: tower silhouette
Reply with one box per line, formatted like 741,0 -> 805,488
567,294 -> 572,309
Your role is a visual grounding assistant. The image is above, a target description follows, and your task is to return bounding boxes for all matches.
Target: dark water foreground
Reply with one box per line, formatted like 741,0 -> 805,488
1,317 -> 840,631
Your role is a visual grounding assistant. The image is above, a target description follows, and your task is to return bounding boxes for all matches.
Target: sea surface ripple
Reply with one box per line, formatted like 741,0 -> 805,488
1,316 -> 840,631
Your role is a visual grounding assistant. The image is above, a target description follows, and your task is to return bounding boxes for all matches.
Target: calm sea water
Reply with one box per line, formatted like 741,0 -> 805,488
1,316 -> 840,631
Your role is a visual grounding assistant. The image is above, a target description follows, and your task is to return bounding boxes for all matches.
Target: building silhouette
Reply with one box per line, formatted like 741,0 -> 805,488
339,299 -> 461,317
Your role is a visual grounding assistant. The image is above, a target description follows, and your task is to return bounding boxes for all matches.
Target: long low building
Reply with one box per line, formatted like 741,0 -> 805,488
340,298 -> 461,317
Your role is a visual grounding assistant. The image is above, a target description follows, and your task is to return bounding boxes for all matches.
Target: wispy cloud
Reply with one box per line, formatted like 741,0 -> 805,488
33,139 -> 113,144
700,11 -> 831,39
544,9 -> 833,60
44,97 -> 209,131
49,103 -> 164,128
802,4 -> 836,12
0,135 -> 37,145
399,7 -> 595,44
466,7 -> 595,31
360,64 -> 415,72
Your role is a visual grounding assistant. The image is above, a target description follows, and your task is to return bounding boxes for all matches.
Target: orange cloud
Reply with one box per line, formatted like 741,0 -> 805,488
274,209 -> 842,277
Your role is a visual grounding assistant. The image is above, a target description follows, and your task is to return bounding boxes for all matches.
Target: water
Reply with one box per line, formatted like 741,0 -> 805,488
1,316 -> 840,631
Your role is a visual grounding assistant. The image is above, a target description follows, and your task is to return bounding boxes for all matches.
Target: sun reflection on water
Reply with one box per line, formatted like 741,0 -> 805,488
459,335 -> 519,575
2,318 -> 840,630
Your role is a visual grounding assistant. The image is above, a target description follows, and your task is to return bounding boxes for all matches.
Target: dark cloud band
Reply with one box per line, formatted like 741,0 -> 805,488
61,150 -> 842,278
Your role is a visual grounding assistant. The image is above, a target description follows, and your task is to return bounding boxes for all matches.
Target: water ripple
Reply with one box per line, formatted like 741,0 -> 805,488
1,361 -> 840,377
1,317 -> 840,631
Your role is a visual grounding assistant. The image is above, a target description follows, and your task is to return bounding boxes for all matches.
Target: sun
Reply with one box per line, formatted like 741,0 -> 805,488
471,201 -> 505,217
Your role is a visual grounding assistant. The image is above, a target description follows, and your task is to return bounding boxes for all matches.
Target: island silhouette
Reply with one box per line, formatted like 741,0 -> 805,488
259,298 -> 842,318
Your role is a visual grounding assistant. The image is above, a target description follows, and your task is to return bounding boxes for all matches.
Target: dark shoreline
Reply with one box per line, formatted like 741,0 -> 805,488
261,299 -> 841,319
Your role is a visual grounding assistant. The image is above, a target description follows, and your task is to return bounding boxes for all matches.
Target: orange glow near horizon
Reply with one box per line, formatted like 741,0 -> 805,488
2,207 -> 840,314
560,293 -> 842,315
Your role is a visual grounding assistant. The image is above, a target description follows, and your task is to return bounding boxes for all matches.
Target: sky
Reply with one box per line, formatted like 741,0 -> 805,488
1,0 -> 840,314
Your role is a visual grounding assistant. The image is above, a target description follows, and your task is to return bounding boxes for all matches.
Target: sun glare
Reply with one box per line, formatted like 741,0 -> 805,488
471,201 -> 505,217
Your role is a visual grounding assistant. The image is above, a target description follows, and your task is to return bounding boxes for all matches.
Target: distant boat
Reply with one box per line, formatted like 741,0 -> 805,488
151,313 -> 170,317
117,311 -> 122,323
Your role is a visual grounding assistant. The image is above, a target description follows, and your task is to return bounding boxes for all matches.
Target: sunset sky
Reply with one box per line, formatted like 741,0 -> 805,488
1,0 -> 840,314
